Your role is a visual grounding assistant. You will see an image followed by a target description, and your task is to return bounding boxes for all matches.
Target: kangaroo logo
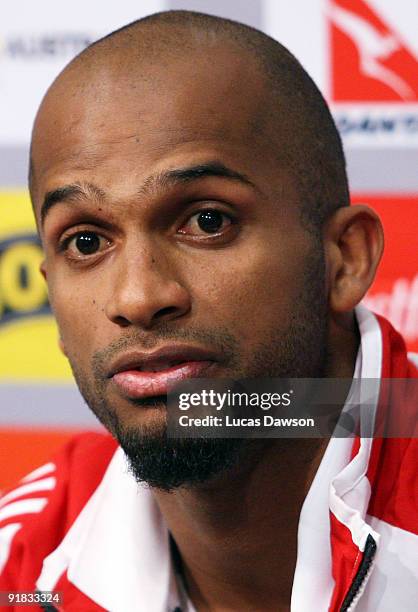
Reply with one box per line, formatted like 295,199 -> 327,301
328,0 -> 418,102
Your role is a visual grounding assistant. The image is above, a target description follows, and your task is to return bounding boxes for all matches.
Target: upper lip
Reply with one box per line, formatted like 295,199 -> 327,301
107,344 -> 219,378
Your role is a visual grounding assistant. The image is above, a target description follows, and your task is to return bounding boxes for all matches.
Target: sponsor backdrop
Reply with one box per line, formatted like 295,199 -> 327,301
1,0 -> 417,489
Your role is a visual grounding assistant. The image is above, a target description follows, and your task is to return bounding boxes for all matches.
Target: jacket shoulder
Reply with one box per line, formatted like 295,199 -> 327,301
0,431 -> 118,592
367,317 -> 418,535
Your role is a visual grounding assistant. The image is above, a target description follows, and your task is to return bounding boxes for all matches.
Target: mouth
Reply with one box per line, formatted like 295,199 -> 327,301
108,346 -> 218,400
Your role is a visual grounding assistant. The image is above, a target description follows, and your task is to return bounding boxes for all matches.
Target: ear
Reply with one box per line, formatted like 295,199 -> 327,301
40,260 -> 47,280
324,205 -> 384,313
39,261 -> 66,355
58,337 -> 67,357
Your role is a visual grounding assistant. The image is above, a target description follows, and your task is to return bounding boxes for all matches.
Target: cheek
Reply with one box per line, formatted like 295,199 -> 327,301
186,237 -> 310,341
47,277 -> 103,357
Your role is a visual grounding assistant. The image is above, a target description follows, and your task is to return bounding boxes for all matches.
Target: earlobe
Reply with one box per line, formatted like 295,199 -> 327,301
59,337 -> 67,357
324,205 -> 384,314
40,260 -> 47,280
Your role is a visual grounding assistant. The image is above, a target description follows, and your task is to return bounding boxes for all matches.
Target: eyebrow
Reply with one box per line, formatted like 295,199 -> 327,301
40,183 -> 106,227
40,161 -> 260,227
142,161 -> 258,194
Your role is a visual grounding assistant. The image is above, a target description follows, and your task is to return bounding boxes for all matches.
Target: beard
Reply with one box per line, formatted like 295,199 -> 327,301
68,244 -> 328,491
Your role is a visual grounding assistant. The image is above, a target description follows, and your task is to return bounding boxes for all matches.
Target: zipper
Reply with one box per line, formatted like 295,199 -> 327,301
339,534 -> 377,611
38,600 -> 59,612
36,590 -> 60,612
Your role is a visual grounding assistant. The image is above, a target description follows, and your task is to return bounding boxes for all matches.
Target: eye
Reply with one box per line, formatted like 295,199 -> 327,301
60,231 -> 110,257
179,209 -> 232,236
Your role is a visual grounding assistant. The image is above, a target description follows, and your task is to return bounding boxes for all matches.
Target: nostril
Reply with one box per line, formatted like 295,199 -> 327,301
155,306 -> 179,319
113,315 -> 131,327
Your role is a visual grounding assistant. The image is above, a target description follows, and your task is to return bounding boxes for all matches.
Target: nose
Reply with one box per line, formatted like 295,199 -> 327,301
104,244 -> 191,329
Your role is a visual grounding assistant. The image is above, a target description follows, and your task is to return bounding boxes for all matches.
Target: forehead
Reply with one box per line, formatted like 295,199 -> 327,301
30,45 -> 289,219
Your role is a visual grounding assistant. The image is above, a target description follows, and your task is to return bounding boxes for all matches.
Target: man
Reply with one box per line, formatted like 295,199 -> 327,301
0,10 -> 417,612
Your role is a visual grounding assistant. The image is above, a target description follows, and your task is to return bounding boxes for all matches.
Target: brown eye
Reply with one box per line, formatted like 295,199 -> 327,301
73,232 -> 101,255
179,209 -> 232,236
197,210 -> 224,233
59,230 -> 110,259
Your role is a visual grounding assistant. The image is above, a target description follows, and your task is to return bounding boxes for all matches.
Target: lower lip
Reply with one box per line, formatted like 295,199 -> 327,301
111,361 -> 214,399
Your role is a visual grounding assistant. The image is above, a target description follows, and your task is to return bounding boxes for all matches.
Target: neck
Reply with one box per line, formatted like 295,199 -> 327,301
154,438 -> 327,611
153,314 -> 359,611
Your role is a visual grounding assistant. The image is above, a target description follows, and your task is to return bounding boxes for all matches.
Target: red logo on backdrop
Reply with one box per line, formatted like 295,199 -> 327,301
329,0 -> 418,102
354,196 -> 418,353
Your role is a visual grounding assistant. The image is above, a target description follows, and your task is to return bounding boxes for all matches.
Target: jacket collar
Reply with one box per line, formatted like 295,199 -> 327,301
328,305 -> 386,611
36,447 -> 180,612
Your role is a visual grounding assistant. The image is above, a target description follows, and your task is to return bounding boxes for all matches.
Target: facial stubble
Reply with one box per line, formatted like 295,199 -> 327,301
68,244 -> 328,491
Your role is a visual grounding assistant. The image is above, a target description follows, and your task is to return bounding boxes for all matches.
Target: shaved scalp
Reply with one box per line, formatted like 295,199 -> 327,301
30,10 -> 349,231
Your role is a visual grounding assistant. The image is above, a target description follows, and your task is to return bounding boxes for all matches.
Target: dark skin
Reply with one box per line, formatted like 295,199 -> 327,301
30,43 -> 383,611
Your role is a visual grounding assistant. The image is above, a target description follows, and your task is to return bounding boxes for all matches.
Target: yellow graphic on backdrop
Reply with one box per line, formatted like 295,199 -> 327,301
0,190 -> 72,381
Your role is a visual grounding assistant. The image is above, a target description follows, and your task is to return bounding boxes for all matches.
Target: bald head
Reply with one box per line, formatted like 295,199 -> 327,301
30,10 -> 349,231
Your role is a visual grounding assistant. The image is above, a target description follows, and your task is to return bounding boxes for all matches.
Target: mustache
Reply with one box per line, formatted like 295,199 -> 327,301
91,324 -> 239,380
